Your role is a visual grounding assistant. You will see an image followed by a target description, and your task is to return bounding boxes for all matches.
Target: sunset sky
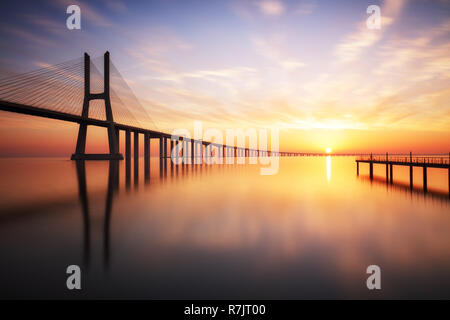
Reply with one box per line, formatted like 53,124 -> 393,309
0,0 -> 449,156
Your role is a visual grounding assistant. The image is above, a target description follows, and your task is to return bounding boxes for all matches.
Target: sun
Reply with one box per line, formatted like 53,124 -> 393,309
326,147 -> 332,153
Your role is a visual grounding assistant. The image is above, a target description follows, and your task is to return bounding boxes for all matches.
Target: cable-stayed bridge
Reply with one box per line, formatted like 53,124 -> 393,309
0,51 -> 303,165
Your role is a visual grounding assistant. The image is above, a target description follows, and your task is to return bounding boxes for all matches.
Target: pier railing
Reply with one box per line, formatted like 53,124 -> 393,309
357,155 -> 450,165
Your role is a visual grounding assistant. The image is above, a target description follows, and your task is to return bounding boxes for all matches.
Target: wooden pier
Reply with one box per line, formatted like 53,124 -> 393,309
356,153 -> 450,193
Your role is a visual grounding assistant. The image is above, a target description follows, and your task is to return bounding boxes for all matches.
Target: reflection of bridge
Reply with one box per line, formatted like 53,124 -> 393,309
0,51 -> 304,168
356,153 -> 450,194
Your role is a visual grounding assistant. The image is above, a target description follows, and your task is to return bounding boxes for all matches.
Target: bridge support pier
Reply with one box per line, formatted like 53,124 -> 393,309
159,136 -> 164,173
390,164 -> 393,184
164,137 -> 167,160
356,162 -> 359,175
385,163 -> 388,183
369,162 -> 373,180
144,133 -> 150,180
134,132 -> 139,182
71,52 -> 123,161
125,130 -> 131,186
174,139 -> 179,165
409,166 -> 413,189
423,166 -> 427,192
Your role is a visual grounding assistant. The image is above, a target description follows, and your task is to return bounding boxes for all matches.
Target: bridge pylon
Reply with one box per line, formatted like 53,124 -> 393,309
71,51 -> 123,160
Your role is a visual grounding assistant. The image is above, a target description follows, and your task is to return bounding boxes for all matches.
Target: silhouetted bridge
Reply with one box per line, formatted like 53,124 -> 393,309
0,51 -> 327,169
356,153 -> 450,193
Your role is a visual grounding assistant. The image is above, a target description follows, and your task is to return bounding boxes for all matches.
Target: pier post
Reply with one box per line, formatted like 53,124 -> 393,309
164,137 -> 167,159
125,130 -> 131,185
125,130 -> 131,164
385,153 -> 388,183
390,164 -> 393,184
175,139 -> 179,164
144,133 -> 150,180
357,162 -> 359,175
423,166 -> 427,192
191,140 -> 194,164
170,139 -> 174,170
369,162 -> 373,180
134,131 -> 139,181
409,165 -> 413,189
163,137 -> 167,172
159,136 -> 163,159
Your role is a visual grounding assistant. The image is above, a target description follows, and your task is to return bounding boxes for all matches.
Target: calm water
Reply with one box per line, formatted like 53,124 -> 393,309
0,156 -> 449,299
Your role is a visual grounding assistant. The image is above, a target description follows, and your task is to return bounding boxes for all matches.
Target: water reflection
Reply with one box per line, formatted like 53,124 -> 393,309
1,157 -> 450,299
75,160 -> 119,271
359,175 -> 450,204
326,156 -> 331,181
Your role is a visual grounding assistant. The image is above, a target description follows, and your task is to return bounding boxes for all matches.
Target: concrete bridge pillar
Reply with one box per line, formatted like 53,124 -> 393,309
144,133 -> 150,180
125,130 -> 131,185
71,52 -> 122,160
423,166 -> 427,192
385,163 -> 389,183
163,137 -> 167,159
134,131 -> 139,181
390,164 -> 393,184
409,166 -> 413,189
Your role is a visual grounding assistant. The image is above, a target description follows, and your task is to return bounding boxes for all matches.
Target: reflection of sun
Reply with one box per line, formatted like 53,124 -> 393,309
326,147 -> 332,153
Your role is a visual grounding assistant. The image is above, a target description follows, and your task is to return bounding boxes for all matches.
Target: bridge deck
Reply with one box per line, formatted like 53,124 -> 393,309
0,99 -> 284,154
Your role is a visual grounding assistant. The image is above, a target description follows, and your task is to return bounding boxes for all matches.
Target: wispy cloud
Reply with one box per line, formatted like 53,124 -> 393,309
252,36 -> 306,71
0,26 -> 57,47
256,0 -> 285,16
152,67 -> 257,83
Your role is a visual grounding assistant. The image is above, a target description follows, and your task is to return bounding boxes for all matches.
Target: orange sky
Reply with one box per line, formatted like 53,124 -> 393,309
0,0 -> 449,156
0,111 -> 449,157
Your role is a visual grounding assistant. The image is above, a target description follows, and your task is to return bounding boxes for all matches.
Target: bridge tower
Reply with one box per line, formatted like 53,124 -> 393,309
71,52 -> 123,160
